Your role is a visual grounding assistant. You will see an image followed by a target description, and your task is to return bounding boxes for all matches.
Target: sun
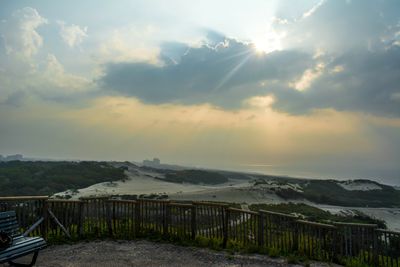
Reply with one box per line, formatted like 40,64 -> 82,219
253,40 -> 272,54
252,30 -> 284,54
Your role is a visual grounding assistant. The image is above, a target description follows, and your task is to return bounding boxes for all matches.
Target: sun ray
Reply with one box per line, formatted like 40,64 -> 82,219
214,52 -> 253,91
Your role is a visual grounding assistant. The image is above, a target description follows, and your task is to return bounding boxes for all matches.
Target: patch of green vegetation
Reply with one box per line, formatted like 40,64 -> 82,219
254,177 -> 400,208
249,203 -> 386,228
286,253 -> 309,265
163,170 -> 228,185
0,161 -> 127,196
300,179 -> 400,208
341,257 -> 373,267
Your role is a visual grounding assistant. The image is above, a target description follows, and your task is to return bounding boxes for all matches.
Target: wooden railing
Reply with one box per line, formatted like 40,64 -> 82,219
1,196 -> 399,266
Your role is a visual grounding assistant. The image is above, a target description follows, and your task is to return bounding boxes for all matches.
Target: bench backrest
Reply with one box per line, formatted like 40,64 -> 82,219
0,211 -> 20,237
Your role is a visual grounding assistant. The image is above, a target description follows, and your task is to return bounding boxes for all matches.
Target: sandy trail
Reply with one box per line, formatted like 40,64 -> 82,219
1,240 -> 342,267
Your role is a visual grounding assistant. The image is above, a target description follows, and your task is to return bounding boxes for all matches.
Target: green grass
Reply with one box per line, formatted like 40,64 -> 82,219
249,203 -> 386,228
254,178 -> 400,208
0,161 -> 127,196
301,179 -> 400,208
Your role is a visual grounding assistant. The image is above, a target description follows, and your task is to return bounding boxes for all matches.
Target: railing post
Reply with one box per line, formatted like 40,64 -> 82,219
77,200 -> 84,238
332,226 -> 339,262
293,220 -> 299,251
41,199 -> 49,239
373,228 -> 379,267
257,212 -> 264,247
106,200 -> 113,237
134,201 -> 141,237
191,205 -> 197,240
222,207 -> 229,248
163,203 -> 171,237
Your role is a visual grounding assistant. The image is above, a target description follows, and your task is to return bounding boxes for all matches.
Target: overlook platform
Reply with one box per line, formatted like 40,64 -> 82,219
3,240 -> 341,267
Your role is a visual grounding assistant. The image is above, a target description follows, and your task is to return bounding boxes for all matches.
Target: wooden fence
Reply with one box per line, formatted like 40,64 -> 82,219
0,196 -> 399,266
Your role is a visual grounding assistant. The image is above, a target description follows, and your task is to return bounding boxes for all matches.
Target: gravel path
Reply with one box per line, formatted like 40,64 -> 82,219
1,240 -> 341,267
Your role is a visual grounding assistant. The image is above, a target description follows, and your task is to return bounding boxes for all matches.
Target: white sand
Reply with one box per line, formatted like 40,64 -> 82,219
337,180 -> 382,191
169,186 -> 287,204
54,166 -> 247,199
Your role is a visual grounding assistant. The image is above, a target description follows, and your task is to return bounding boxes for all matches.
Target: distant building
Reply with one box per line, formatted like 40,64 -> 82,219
143,158 -> 161,167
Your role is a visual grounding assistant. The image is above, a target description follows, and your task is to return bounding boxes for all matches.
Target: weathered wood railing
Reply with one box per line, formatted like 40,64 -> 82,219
0,196 -> 48,237
1,196 -> 399,266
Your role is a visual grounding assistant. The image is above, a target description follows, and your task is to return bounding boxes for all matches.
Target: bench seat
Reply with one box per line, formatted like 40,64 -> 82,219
0,211 -> 46,266
0,236 -> 46,263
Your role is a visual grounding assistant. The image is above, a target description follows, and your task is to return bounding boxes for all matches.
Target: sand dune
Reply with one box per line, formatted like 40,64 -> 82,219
53,164 -> 400,231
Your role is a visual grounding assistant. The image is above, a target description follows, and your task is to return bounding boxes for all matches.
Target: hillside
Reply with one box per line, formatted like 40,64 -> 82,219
0,161 -> 127,196
254,178 -> 400,208
1,160 -> 399,208
162,170 -> 229,185
249,203 -> 387,228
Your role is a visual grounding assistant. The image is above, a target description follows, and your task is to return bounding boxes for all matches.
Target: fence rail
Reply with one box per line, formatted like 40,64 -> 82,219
0,196 -> 399,266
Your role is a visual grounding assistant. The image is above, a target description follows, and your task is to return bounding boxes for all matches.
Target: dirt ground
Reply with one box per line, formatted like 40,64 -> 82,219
1,240 -> 342,267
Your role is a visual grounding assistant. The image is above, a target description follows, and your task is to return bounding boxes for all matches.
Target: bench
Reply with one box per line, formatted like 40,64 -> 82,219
0,211 -> 46,266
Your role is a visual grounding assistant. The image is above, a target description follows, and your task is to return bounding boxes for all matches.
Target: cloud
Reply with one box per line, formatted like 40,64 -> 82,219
100,34 -> 400,117
0,7 -> 47,59
100,37 -> 312,109
0,53 -> 92,105
41,54 -> 91,92
2,90 -> 26,107
290,62 -> 324,91
275,0 -> 400,52
271,47 -> 400,117
95,25 -> 163,65
57,21 -> 88,48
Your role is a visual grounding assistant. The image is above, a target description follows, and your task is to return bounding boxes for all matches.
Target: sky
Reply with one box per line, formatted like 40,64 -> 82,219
0,0 -> 400,185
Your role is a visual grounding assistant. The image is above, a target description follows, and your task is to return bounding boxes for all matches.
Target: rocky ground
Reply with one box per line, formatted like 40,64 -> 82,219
2,240 -> 342,267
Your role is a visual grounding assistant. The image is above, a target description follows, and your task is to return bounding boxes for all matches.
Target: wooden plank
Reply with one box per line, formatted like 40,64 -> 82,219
23,217 -> 44,237
138,198 -> 170,204
170,203 -> 193,208
47,199 -> 83,203
258,212 -> 264,247
333,221 -> 377,228
107,199 -> 137,204
163,204 -> 170,235
47,209 -> 71,238
41,200 -> 48,238
77,201 -> 84,237
222,208 -> 229,248
106,201 -> 113,237
192,201 -> 228,207
297,220 -> 337,229
134,202 -> 140,236
0,196 -> 48,201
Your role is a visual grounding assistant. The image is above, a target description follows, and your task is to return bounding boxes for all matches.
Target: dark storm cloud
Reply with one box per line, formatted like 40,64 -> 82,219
99,0 -> 400,117
271,47 -> 400,117
100,36 -> 400,117
100,38 -> 313,108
